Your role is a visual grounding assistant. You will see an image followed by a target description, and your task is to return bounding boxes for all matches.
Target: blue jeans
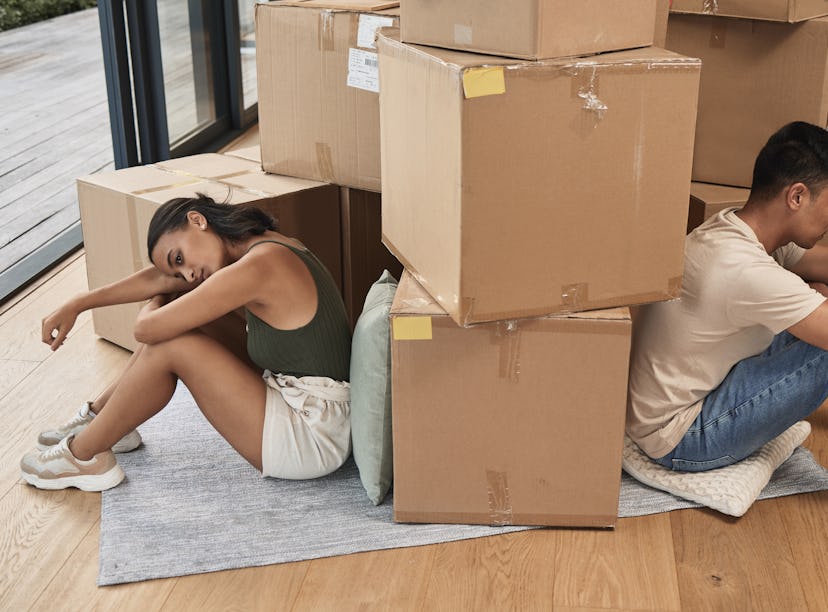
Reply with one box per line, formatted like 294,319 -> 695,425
654,331 -> 828,472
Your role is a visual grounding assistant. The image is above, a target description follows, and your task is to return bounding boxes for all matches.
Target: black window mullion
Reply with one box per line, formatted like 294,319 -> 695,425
125,0 -> 170,164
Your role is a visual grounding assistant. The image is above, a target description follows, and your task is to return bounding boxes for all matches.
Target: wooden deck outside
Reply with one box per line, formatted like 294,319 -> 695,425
0,3 -> 257,297
0,8 -> 113,285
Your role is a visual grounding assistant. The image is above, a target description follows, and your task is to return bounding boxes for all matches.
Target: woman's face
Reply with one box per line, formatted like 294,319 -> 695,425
150,212 -> 228,284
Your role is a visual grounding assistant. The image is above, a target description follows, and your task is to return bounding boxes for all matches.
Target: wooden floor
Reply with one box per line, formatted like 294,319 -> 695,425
0,251 -> 827,611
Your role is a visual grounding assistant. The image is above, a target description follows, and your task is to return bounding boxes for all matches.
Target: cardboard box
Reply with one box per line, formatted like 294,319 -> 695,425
670,0 -> 828,22
340,187 -> 402,328
255,1 -> 400,192
391,271 -> 631,527
224,145 -> 262,164
666,15 -> 828,188
378,30 -> 701,326
687,181 -> 749,233
400,0 -> 656,60
654,0 -> 671,46
78,154 -> 341,351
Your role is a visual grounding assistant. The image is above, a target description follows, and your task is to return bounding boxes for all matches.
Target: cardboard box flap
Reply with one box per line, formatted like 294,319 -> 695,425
136,180 -> 264,206
392,272 -> 630,322
670,0 -> 828,22
379,28 -> 700,72
278,0 -> 399,12
76,165 -> 196,194
690,182 -> 751,206
221,171 -> 329,197
154,154 -> 261,180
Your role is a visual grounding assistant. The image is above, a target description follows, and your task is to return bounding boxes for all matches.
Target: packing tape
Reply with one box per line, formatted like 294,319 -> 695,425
702,0 -> 719,14
491,320 -> 521,382
453,23 -> 472,45
318,9 -> 336,51
561,282 -> 589,310
709,20 -> 727,48
486,470 -> 513,526
668,275 -> 683,298
462,67 -> 506,99
126,195 -> 143,269
571,67 -> 607,121
315,143 -> 336,182
131,177 -> 201,196
392,316 -> 432,340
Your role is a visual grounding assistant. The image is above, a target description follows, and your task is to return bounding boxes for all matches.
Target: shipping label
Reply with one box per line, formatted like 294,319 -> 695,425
347,48 -> 380,93
357,14 -> 395,49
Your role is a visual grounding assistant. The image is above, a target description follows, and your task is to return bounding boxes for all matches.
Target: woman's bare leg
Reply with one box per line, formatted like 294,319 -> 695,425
90,313 -> 251,415
88,344 -> 146,414
69,331 -> 267,471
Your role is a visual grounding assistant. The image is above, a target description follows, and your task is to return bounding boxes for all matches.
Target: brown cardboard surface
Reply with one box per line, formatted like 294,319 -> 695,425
339,188 -> 402,328
401,0 -> 656,60
224,145 -> 262,164
670,0 -> 828,21
687,181 -> 749,233
666,15 -> 828,188
654,0 -> 670,46
77,156 -> 341,351
256,2 -> 399,191
390,271 -> 631,527
281,0 -> 399,9
378,30 -> 700,325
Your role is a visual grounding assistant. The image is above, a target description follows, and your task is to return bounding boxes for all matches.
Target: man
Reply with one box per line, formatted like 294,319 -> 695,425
627,121 -> 828,471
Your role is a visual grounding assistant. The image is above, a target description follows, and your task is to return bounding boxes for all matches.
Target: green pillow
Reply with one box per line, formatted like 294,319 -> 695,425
350,270 -> 398,505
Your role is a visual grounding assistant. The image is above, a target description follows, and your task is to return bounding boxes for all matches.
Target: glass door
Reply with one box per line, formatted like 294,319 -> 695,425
98,0 -> 259,169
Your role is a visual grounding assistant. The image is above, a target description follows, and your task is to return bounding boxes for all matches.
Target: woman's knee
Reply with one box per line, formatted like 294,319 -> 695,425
139,330 -> 210,364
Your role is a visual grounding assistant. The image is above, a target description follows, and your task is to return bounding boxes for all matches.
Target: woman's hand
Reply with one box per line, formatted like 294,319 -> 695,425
41,301 -> 80,351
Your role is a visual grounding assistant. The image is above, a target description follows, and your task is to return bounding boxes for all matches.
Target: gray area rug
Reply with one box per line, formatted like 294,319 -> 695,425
99,382 -> 828,585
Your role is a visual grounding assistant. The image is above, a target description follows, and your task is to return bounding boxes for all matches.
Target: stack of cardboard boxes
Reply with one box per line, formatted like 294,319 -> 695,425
378,1 -> 701,527
665,1 -> 828,232
77,0 -> 702,528
78,2 -> 406,349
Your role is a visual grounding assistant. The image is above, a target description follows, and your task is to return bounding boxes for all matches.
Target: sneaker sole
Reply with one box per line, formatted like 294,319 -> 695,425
20,464 -> 125,492
36,436 -> 142,454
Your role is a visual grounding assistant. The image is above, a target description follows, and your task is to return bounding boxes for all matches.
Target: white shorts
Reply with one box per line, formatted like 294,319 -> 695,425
261,371 -> 351,480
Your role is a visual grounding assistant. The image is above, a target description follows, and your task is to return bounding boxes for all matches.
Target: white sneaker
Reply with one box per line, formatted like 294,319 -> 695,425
37,402 -> 142,453
20,435 -> 125,491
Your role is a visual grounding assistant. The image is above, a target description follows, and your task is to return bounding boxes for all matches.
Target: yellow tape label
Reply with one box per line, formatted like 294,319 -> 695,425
462,67 -> 505,99
393,316 -> 432,340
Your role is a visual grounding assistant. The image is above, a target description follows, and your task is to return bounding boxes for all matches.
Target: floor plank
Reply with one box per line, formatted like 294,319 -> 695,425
419,531 -> 557,611
0,484 -> 100,612
554,514 -> 682,611
161,562 -> 309,612
30,520 -> 177,612
671,501 -> 808,611
294,545 -> 433,611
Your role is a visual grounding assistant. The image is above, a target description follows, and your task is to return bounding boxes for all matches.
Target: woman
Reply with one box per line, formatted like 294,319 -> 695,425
20,194 -> 352,491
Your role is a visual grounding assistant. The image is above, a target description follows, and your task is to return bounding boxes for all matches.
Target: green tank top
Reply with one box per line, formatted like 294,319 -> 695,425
244,240 -> 351,381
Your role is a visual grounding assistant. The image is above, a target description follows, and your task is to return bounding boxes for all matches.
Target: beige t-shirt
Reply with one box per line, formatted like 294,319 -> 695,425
627,208 -> 826,458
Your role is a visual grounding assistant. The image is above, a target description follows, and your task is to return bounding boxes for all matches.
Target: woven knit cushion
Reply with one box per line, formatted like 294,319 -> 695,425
349,270 -> 398,505
622,421 -> 812,517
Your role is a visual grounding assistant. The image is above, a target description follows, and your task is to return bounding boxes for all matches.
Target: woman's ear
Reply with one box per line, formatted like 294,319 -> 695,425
186,210 -> 207,229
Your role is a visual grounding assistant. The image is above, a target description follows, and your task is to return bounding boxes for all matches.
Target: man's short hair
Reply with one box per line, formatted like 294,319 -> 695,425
751,121 -> 828,201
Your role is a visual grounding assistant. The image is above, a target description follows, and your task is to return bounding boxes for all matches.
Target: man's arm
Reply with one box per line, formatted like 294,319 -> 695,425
789,244 -> 828,283
787,301 -> 828,351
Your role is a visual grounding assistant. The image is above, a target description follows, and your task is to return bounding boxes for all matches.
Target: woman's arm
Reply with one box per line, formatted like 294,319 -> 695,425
133,255 -> 267,345
42,265 -> 193,351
